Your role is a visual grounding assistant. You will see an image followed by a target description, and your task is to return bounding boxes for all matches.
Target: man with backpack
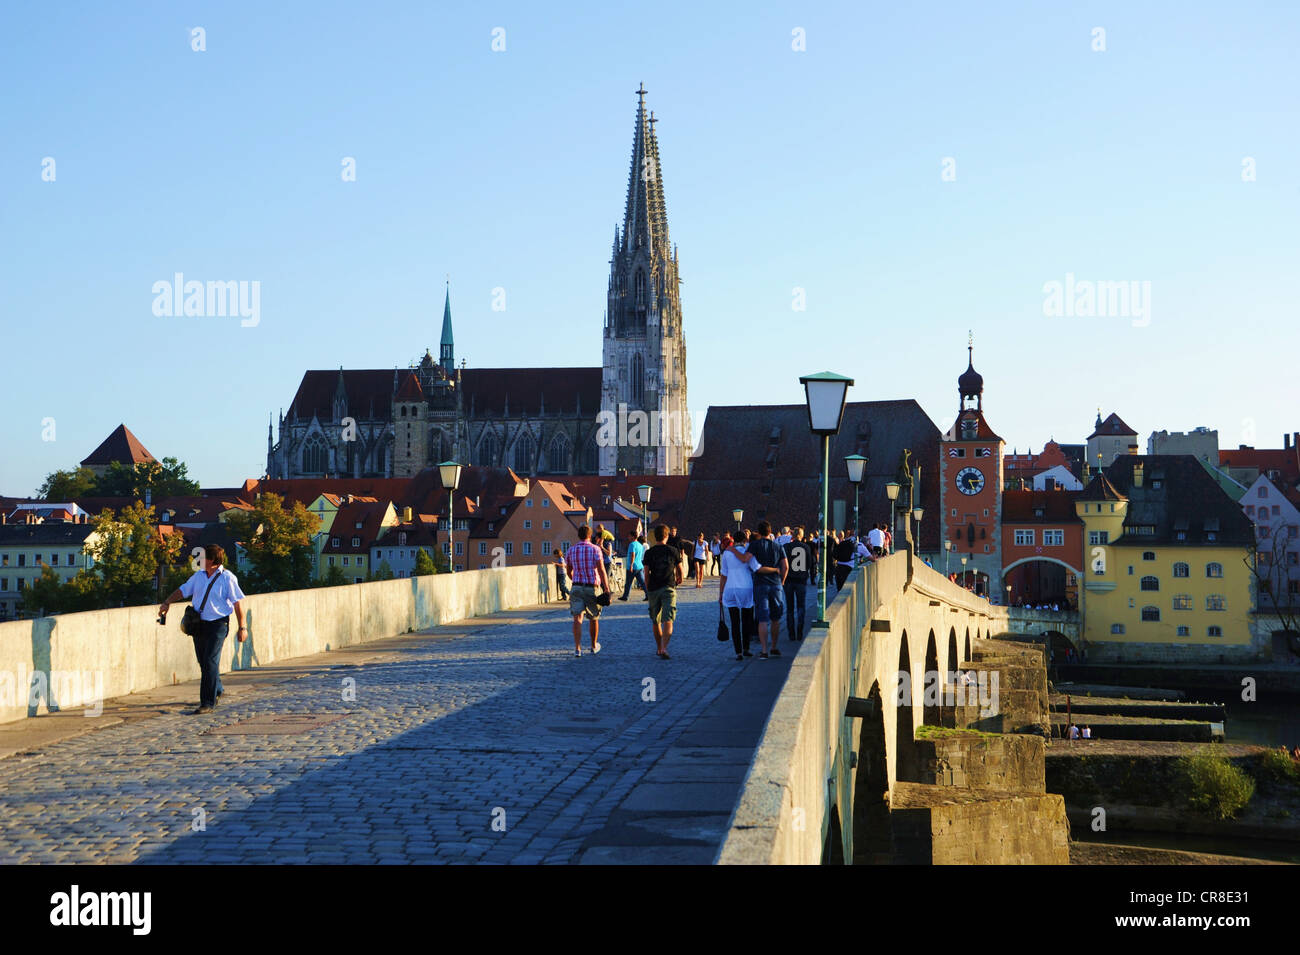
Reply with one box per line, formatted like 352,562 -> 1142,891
643,524 -> 684,659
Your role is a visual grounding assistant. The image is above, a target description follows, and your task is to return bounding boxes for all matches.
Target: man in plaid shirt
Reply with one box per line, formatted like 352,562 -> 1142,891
565,524 -> 611,657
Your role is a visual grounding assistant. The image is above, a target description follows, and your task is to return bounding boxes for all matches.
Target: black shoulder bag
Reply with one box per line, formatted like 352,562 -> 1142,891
181,572 -> 221,636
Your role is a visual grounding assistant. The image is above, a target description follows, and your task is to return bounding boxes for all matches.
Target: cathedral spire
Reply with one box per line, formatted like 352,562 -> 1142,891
440,280 -> 454,373
623,82 -> 669,257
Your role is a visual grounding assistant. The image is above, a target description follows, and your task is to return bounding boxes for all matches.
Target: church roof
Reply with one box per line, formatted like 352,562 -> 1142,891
1088,412 -> 1137,439
678,400 -> 941,544
396,372 -> 423,401
461,368 -> 600,417
80,424 -> 157,469
289,370 -> 397,422
440,285 -> 454,347
1102,455 -> 1254,547
1077,472 -> 1126,502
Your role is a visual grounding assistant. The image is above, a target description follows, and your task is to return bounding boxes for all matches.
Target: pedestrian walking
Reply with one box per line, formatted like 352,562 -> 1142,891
643,524 -> 684,659
565,525 -> 612,656
867,524 -> 885,557
710,534 -> 722,575
783,527 -> 812,642
719,528 -> 756,661
618,528 -> 646,601
729,521 -> 787,659
693,533 -> 708,588
553,546 -> 570,600
159,544 -> 247,715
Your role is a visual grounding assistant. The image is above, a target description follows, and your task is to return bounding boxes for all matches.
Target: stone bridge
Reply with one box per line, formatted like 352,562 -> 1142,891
718,552 -> 1070,865
0,554 -> 1068,864
1003,606 -> 1081,650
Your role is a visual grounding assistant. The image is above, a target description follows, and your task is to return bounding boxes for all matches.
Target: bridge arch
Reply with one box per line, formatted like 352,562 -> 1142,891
947,628 -> 959,681
851,681 -> 889,864
1003,556 -> 1080,610
895,632 -> 914,767
923,631 -> 940,725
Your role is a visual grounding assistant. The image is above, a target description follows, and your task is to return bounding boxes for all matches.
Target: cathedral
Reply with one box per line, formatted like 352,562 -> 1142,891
265,86 -> 691,480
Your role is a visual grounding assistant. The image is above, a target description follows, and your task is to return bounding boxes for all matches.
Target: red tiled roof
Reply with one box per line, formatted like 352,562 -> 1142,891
1219,447 -> 1300,486
321,500 -> 393,553
461,368 -> 600,417
1088,412 -> 1137,440
1001,489 -> 1083,522
396,372 -> 423,401
80,424 -> 157,468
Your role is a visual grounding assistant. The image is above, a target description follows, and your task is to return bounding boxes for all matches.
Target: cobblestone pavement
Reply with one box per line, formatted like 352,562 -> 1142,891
0,579 -> 807,864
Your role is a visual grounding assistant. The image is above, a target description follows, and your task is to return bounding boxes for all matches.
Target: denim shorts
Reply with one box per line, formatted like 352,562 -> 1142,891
753,579 -> 785,623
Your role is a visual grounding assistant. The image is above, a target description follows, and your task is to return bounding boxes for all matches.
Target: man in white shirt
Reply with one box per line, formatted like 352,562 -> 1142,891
866,525 -> 886,556
160,544 -> 247,715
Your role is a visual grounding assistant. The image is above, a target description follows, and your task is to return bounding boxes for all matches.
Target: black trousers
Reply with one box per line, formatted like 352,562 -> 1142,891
191,615 -> 229,708
834,564 -> 852,592
784,579 -> 807,639
727,606 -> 755,655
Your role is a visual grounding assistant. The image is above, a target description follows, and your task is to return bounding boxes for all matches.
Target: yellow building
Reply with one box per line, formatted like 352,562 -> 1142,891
0,519 -> 101,620
1076,455 -> 1258,662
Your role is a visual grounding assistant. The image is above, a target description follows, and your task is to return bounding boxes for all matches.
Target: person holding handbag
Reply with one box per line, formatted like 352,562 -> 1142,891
564,525 -> 611,657
159,544 -> 247,715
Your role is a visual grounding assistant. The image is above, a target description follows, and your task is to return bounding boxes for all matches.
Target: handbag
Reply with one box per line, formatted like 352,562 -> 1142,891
716,604 -> 730,642
180,572 -> 221,636
596,590 -> 612,607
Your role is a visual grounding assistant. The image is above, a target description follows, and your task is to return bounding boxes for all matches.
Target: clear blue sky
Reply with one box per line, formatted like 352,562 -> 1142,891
3,1 -> 1297,495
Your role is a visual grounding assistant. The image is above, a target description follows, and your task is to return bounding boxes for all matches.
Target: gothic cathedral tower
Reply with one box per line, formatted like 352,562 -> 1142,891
600,84 -> 690,475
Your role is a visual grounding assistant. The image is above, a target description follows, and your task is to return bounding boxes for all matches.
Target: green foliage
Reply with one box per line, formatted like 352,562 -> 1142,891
1256,749 -> 1300,787
22,564 -> 102,615
89,502 -> 186,607
412,548 -> 439,577
1178,752 -> 1256,820
225,493 -> 320,594
36,466 -> 98,501
373,560 -> 395,581
317,564 -> 348,587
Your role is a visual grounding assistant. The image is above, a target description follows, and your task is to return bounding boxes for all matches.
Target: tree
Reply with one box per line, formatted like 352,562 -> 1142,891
23,564 -> 103,615
1246,532 -> 1300,648
413,548 -> 439,577
36,466 -> 98,501
372,560 -> 395,581
87,502 -> 186,607
317,564 -> 348,587
224,493 -> 320,593
93,458 -> 200,500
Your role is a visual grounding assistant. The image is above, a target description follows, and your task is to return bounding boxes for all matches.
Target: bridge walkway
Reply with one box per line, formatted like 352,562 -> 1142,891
0,581 -> 806,864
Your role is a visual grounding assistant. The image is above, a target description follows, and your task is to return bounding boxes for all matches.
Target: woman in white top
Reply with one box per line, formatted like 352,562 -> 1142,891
709,535 -> 722,576
693,534 -> 708,588
719,530 -> 756,660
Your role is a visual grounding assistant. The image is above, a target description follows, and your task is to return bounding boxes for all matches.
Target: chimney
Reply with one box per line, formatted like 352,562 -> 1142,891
1132,462 -> 1144,488
1286,433 -> 1292,450
402,506 -> 413,523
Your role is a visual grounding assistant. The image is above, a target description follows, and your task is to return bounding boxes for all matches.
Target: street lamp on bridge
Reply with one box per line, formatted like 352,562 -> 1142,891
845,454 -> 867,535
732,508 -> 743,533
438,460 -> 463,573
637,484 -> 652,538
800,370 -> 853,630
885,481 -> 900,548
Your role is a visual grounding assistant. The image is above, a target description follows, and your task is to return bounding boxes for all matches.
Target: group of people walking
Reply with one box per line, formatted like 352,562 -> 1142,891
555,520 -> 892,663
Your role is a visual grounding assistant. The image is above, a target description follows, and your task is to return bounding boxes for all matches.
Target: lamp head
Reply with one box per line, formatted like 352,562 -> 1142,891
844,453 -> 867,484
637,484 -> 652,504
438,460 -> 463,490
885,481 -> 900,501
799,371 -> 853,435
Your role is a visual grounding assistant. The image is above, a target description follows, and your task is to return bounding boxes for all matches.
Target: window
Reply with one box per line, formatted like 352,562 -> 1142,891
354,577 -> 363,584
0,555 -> 6,566
542,541 -> 551,555
523,542 -> 532,556
66,554 -> 76,566
950,508 -> 957,518
1206,595 -> 1225,611
479,542 -> 487,555
1111,623 -> 1125,634
332,537 -> 339,547
351,537 -> 360,547
1245,505 -> 1255,516
442,542 -> 450,555
1258,486 -> 1268,498
1142,551 -> 1156,561
1272,505 -> 1281,516
1177,626 -> 1190,637
329,557 -> 335,567
398,533 -> 407,546
523,520 -> 532,530
1014,529 -> 1035,546
1173,562 -> 1189,578
983,544 -> 989,553
504,542 -> 514,555
0,579 -> 6,591
541,498 -> 550,508
1140,576 -> 1159,591
1260,525 -> 1272,539
541,520 -> 551,530
1141,606 -> 1160,622
1289,525 -> 1298,539
1206,562 -> 1223,578
343,557 -> 350,566
1043,530 -> 1064,546
1127,566 -> 1134,575
17,555 -> 25,567
1207,625 -> 1223,637
1088,531 -> 1109,545
1173,594 -> 1192,610
357,556 -> 365,566
525,498 -> 533,508
455,542 -> 463,555
951,448 -> 966,458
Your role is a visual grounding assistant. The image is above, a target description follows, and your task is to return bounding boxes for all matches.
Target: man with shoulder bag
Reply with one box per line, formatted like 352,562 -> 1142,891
159,544 -> 248,715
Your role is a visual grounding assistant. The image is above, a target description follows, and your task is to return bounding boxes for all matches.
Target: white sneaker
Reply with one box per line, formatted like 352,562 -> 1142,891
574,648 -> 582,657
592,643 -> 601,654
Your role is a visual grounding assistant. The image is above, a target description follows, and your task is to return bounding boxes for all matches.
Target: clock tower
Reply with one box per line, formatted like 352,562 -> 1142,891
938,338 -> 1005,597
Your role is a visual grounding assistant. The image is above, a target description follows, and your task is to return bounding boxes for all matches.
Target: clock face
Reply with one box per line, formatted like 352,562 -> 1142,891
956,466 -> 985,495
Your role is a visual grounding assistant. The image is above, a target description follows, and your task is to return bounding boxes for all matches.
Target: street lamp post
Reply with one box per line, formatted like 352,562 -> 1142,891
732,508 -> 743,534
438,460 -> 463,573
845,454 -> 867,537
885,481 -> 900,551
800,371 -> 853,629
912,506 -> 924,562
960,555 -> 968,588
637,484 -> 652,538
945,539 -> 952,577
1005,583 -> 1012,607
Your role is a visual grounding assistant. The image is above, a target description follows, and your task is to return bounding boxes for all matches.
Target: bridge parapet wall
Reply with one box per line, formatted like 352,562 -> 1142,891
718,554 -> 1009,865
0,564 -> 553,725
